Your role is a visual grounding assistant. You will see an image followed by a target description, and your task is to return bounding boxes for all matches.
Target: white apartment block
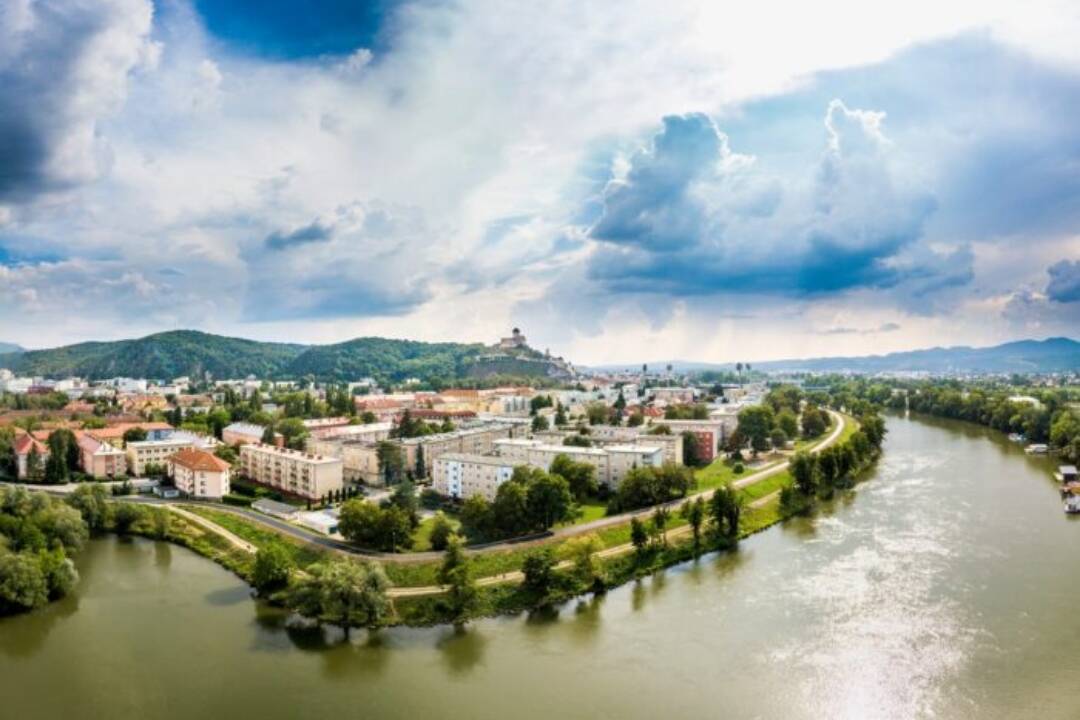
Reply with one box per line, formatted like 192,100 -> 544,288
125,432 -> 218,477
433,453 -> 516,501
239,443 -> 344,500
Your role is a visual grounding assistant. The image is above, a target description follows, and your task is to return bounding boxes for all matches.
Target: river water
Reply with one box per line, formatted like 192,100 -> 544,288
1,414 -> 1075,720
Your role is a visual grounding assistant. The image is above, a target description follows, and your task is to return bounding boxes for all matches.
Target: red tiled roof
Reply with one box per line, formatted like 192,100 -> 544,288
170,448 -> 231,473
13,433 -> 48,456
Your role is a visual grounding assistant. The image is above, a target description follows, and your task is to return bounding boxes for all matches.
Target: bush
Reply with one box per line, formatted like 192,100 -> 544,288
222,494 -> 253,507
733,463 -> 744,474
419,488 -> 443,510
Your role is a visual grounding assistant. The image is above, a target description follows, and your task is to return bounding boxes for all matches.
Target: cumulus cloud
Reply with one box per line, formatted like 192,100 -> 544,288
1046,259 -> 1080,303
585,104 -> 953,299
0,0 -> 157,202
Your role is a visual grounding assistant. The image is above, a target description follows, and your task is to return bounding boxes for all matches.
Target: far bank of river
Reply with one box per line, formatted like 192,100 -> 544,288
1,413 -> 1076,720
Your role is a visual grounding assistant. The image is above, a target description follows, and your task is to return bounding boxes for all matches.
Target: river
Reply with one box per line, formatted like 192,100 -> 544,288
1,414 -> 1076,720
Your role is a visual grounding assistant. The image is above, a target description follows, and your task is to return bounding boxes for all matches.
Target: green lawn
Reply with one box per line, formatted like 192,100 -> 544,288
411,513 -> 461,552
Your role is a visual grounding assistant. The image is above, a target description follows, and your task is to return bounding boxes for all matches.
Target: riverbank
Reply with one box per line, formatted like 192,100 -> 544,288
160,410 -> 881,626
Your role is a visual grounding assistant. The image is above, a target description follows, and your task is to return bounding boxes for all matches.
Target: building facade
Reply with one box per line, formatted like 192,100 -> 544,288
239,443 -> 344,500
169,448 -> 232,499
432,453 -> 516,501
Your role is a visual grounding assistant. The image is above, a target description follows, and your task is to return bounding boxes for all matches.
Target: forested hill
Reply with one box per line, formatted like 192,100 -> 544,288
0,330 -> 534,383
752,337 -> 1080,374
0,331 -> 307,381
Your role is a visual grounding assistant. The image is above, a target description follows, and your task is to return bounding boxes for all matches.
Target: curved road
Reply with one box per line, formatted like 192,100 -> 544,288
177,410 -> 848,565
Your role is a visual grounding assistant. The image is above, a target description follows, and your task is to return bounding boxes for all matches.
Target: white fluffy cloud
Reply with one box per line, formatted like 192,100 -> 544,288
0,0 -> 1078,362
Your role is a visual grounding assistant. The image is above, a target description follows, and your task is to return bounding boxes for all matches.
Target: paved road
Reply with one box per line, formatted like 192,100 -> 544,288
7,411 -> 846,570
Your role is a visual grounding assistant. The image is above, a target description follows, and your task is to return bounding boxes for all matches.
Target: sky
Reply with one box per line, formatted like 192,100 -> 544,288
0,0 -> 1078,364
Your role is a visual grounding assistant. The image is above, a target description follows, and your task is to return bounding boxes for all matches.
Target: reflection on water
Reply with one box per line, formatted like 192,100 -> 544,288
1,414 -> 1077,720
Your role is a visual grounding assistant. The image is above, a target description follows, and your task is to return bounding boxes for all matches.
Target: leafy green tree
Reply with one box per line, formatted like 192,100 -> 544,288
801,407 -> 828,438
525,472 -> 574,531
252,544 -> 294,594
790,451 -> 818,496
565,534 -> 603,590
288,559 -> 391,633
428,511 -> 455,551
710,484 -> 741,539
737,405 -> 775,455
770,428 -> 788,450
25,445 -> 44,483
531,414 -> 550,432
549,454 -> 598,500
586,402 -> 609,425
123,427 -> 148,444
776,410 -> 799,439
521,547 -> 558,597
492,480 -> 530,536
67,484 -> 111,531
376,441 -> 405,485
277,417 -> 309,450
681,496 -> 706,550
682,431 -> 704,467
554,403 -> 568,426
113,503 -> 145,534
45,431 -> 70,484
0,549 -> 48,613
651,506 -> 670,546
438,534 -> 479,625
629,517 -> 649,559
459,494 -> 492,540
563,434 -> 593,448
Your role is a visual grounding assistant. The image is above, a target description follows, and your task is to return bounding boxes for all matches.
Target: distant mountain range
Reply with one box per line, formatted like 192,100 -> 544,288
0,330 -> 568,384
0,342 -> 23,355
593,337 -> 1080,375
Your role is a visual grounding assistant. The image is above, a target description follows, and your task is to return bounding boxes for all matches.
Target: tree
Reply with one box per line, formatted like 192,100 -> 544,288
817,447 -> 839,490
563,434 -> 593,448
521,547 -> 558,597
630,517 -> 649,559
376,441 -> 405,485
682,431 -> 704,467
531,414 -> 550,432
682,496 -> 706,550
565,534 -> 603,590
770,428 -> 788,450
277,417 -> 309,450
710,484 -> 741,539
525,472 -> 573,531
737,406 -> 775,455
801,407 -> 828,438
554,403 -> 568,427
253,544 -> 294,594
45,431 -> 70,484
459,494 -> 492,540
123,427 -> 148,444
388,480 -> 419,527
288,559 -> 391,633
790,451 -> 818,496
776,410 -> 799,439
415,444 -> 426,479
438,534 -> 479,624
25,445 -> 44,483
549,454 -> 598,500
586,402 -> 609,426
651,506 -> 670,546
428,511 -> 455,551
260,424 -> 277,444
112,503 -> 145,534
0,549 -> 48,613
67,483 -> 111,531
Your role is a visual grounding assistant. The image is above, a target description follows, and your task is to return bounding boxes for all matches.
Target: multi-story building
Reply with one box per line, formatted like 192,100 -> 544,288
222,422 -> 282,447
12,432 -> 49,480
493,438 -> 610,484
169,448 -> 232,499
77,433 -> 127,479
125,432 -> 218,477
399,423 -> 521,480
655,419 -> 725,463
433,453 -> 516,501
604,444 -> 665,486
239,443 -> 344,500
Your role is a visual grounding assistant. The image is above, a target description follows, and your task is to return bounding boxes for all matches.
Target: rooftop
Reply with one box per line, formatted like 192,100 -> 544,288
171,447 -> 231,473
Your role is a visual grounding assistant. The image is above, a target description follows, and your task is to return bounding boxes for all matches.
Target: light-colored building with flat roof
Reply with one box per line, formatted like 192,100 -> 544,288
433,453 -> 516,501
239,443 -> 344,500
125,432 -> 219,477
77,433 -> 126,479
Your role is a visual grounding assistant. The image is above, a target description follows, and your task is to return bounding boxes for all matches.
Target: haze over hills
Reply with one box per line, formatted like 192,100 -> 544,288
0,330 -> 572,384
592,337 -> 1080,375
0,342 -> 23,355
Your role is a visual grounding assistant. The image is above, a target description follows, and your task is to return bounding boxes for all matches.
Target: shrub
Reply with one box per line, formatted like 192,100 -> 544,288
733,463 -> 744,474
222,494 -> 253,507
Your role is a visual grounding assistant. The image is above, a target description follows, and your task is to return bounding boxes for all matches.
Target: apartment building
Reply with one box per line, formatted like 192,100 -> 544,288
77,433 -> 126,479
169,448 -> 231,499
239,443 -> 344,500
605,444 -> 665,486
655,419 -> 725,463
432,453 -> 516,501
222,422 -> 282,447
125,431 -> 219,477
493,438 -> 610,484
399,423 -> 520,480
